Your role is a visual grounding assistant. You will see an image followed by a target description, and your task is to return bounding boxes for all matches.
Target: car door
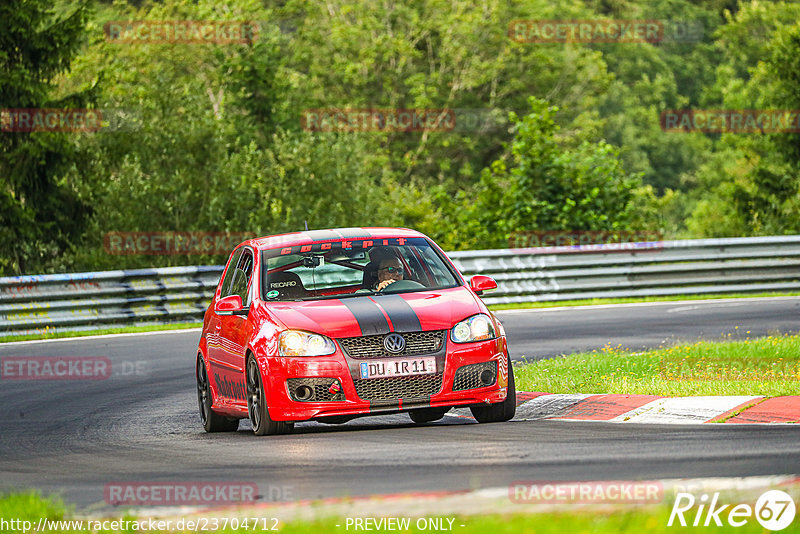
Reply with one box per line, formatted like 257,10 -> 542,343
209,246 -> 255,407
206,247 -> 242,365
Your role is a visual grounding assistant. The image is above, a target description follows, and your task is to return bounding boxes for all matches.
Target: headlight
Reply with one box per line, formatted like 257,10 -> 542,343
279,330 -> 336,356
450,314 -> 496,343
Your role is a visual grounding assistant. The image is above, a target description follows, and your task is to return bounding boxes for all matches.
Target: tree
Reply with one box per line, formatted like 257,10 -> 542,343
277,0 -> 614,186
593,0 -> 720,192
686,5 -> 800,236
60,1 -> 393,271
0,0 -> 93,274
459,97 -> 641,249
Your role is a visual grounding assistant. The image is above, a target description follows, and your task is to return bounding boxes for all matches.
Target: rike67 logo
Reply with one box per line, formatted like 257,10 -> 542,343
669,490 -> 796,531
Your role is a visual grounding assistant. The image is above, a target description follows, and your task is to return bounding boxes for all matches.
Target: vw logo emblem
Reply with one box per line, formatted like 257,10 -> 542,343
383,333 -> 406,354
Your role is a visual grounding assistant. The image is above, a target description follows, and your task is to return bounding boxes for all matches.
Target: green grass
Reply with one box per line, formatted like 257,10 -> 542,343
281,511 -> 766,533
0,492 -> 69,523
0,491 -> 774,533
515,334 -> 800,397
487,291 -> 800,311
0,322 -> 201,344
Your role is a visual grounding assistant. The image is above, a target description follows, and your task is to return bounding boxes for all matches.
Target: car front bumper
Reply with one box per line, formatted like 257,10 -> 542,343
261,336 -> 509,421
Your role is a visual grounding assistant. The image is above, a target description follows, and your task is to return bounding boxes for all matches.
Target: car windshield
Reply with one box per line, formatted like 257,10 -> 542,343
260,237 -> 460,301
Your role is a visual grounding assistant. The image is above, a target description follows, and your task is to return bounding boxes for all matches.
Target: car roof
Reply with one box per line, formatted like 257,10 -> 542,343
247,227 -> 428,251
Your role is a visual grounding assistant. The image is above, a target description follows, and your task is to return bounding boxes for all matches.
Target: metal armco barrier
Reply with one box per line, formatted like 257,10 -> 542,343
0,266 -> 223,337
447,235 -> 800,305
2,236 -> 800,336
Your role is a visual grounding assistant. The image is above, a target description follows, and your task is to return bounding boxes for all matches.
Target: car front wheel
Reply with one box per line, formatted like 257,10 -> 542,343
470,356 -> 516,423
246,356 -> 293,436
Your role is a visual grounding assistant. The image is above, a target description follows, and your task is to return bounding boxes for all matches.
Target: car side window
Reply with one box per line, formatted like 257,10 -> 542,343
228,248 -> 255,305
219,248 -> 244,298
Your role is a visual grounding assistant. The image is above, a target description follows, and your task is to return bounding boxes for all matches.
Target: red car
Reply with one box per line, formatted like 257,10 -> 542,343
196,227 -> 515,435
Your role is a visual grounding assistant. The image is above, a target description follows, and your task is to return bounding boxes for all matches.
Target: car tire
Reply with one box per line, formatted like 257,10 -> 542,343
470,356 -> 516,423
409,407 -> 450,424
246,356 -> 293,436
196,355 -> 240,432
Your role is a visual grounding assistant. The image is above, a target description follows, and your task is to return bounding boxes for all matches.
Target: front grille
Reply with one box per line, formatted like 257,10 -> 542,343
452,361 -> 497,391
353,374 -> 443,401
287,378 -> 345,402
338,330 -> 446,359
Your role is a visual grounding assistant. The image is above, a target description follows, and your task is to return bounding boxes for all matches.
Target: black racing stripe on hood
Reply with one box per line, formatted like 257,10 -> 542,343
341,297 -> 391,336
373,294 -> 422,333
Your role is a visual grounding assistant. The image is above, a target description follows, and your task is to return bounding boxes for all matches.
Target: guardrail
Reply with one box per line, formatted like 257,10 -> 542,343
448,235 -> 800,305
2,236 -> 799,336
0,267 -> 223,337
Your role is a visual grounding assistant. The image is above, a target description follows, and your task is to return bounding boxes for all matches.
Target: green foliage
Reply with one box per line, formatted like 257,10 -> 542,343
221,26 -> 293,138
0,491 -> 68,521
59,0 -> 395,270
3,0 -> 800,273
0,0 -> 94,275
458,97 -> 641,249
278,0 -> 613,185
592,0 -> 721,192
686,4 -> 800,236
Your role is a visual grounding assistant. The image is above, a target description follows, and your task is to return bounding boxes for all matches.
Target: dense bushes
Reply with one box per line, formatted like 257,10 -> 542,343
2,0 -> 799,274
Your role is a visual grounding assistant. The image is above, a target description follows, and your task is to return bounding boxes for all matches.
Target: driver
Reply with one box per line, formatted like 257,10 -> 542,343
375,256 -> 404,291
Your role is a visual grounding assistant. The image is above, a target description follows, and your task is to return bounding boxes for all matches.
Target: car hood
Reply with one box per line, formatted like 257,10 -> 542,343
266,286 -> 483,339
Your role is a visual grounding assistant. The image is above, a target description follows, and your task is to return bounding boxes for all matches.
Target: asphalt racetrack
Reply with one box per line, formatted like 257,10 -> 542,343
1,297 -> 798,511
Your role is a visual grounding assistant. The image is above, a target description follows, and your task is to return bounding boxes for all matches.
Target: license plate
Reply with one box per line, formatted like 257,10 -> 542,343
359,357 -> 436,379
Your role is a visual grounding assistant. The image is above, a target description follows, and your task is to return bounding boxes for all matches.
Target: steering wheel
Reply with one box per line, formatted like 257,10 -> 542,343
378,279 -> 425,293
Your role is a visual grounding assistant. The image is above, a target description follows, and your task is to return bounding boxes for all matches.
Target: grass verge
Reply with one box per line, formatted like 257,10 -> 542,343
0,322 -> 202,344
277,511 -> 763,533
0,491 -> 773,533
515,334 -> 800,396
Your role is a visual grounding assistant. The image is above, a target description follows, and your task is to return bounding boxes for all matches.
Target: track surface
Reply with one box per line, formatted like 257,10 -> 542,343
0,297 -> 798,511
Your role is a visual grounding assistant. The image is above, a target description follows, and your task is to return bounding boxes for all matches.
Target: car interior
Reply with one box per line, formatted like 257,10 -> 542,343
265,248 -> 428,299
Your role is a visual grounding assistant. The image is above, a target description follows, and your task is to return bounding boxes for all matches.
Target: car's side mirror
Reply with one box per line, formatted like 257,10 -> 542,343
215,295 -> 248,316
469,275 -> 498,295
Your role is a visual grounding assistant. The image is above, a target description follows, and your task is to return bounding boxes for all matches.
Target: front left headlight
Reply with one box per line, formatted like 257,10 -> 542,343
450,314 -> 497,343
279,330 -> 336,356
